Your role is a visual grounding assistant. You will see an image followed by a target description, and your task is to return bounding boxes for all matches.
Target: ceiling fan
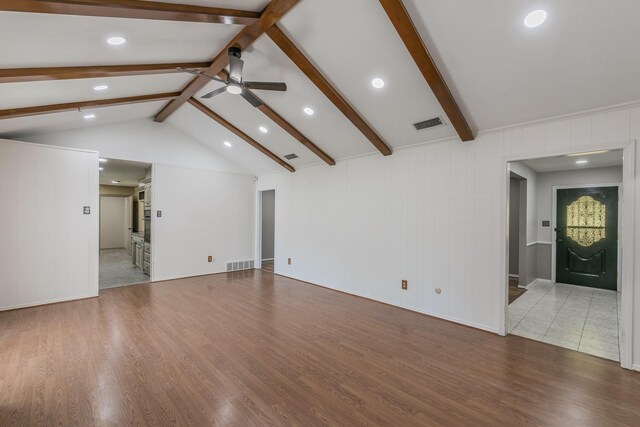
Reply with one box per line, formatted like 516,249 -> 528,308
179,47 -> 287,108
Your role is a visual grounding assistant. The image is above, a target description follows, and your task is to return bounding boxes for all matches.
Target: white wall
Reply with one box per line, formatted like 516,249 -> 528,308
22,119 -> 248,174
510,162 -> 538,243
257,104 -> 640,367
0,139 -> 99,310
99,196 -> 127,249
152,164 -> 255,282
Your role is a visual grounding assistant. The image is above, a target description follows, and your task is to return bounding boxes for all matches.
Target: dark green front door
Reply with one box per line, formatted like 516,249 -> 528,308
556,186 -> 618,290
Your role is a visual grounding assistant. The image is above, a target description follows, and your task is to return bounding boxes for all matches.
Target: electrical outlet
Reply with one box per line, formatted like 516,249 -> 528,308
288,258 -> 292,265
208,256 -> 213,262
401,280 -> 408,290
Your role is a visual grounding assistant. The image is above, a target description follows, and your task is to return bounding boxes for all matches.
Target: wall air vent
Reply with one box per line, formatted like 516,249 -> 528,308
226,260 -> 255,272
284,153 -> 298,160
413,116 -> 446,131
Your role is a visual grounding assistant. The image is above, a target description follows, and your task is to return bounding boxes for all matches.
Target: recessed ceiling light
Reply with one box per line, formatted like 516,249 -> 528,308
224,141 -> 232,147
303,107 -> 314,115
111,180 -> 120,184
524,10 -> 547,28
83,113 -> 96,120
93,85 -> 109,91
106,36 -> 127,46
99,158 -> 108,163
259,126 -> 268,133
99,167 -> 104,171
576,160 -> 588,165
371,78 -> 385,89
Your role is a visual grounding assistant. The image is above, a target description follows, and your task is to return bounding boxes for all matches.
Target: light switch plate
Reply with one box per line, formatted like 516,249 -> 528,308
83,206 -> 90,215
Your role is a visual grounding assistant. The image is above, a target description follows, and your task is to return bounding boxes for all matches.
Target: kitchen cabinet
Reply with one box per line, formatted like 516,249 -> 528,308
131,234 -> 144,268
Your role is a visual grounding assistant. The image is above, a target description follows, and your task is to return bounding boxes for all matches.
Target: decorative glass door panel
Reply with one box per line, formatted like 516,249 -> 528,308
556,187 -> 618,290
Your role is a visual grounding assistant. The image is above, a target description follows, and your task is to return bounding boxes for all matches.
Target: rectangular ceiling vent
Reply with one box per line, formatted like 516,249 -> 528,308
413,116 -> 446,131
284,153 -> 298,160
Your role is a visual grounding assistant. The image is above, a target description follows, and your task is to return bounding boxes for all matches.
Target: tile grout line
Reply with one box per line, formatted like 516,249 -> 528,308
540,286 -> 574,342
509,281 -> 554,333
576,288 -> 595,351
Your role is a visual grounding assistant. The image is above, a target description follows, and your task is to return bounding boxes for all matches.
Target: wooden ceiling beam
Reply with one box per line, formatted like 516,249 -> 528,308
379,0 -> 474,142
188,98 -> 295,173
0,62 -> 211,84
154,0 -> 300,123
0,0 -> 260,25
216,69 -> 335,166
266,25 -> 392,156
0,92 -> 180,120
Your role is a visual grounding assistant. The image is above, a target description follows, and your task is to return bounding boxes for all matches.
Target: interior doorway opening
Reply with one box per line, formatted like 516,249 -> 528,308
259,189 -> 275,273
508,172 -> 528,303
505,149 -> 625,363
99,158 -> 152,289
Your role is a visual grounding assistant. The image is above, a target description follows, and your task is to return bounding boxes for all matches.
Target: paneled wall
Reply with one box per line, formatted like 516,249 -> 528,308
0,139 -> 99,310
257,104 -> 640,367
152,164 -> 255,282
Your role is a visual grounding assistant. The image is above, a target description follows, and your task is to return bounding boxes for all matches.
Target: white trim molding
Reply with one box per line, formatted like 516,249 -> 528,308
526,241 -> 552,247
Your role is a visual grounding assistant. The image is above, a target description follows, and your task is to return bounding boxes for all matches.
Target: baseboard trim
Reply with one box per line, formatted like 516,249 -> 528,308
275,273 -> 499,335
0,293 -> 99,312
261,258 -> 274,262
633,364 -> 640,372
509,274 -> 519,278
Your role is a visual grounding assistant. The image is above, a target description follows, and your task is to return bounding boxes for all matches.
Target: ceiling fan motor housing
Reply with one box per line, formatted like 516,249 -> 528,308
229,46 -> 242,59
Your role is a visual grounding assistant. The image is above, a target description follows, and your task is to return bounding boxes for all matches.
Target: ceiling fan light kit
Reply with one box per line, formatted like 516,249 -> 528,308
179,47 -> 287,108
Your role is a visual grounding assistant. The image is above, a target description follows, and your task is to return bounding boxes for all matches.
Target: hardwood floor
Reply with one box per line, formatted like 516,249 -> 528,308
1,270 -> 639,426
261,259 -> 274,273
509,276 -> 527,304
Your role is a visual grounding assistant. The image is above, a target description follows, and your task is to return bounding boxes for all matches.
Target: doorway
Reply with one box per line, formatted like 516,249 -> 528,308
98,158 -> 152,289
505,149 -> 629,364
259,189 -> 275,273
508,172 -> 528,303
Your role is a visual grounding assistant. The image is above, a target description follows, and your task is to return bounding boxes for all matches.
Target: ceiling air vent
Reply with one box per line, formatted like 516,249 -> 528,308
284,153 -> 298,160
413,116 -> 445,131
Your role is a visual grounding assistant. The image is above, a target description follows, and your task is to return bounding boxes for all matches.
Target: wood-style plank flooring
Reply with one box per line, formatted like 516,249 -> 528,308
1,270 -> 639,426
508,276 -> 526,303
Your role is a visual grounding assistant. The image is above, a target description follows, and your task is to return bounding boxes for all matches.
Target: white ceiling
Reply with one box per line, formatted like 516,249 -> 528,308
520,150 -> 623,173
406,0 -> 640,130
100,158 -> 150,187
1,1 -> 640,174
0,101 -> 168,138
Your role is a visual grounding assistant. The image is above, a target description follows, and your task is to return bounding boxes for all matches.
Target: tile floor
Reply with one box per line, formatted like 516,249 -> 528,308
100,248 -> 149,289
508,280 -> 620,361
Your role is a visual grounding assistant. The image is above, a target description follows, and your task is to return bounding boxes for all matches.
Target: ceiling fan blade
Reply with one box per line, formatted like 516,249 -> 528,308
177,68 -> 226,83
200,86 -> 227,99
243,82 -> 287,92
229,55 -> 244,82
240,90 -> 263,108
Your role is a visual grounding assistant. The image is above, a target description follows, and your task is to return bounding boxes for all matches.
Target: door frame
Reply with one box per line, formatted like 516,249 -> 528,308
255,187 -> 277,270
551,183 -> 622,290
499,140 -> 635,370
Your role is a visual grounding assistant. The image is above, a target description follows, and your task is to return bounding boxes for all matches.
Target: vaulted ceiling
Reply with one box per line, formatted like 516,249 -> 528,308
1,0 -> 640,174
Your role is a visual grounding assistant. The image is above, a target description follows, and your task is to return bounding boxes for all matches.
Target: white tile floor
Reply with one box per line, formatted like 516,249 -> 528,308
508,281 -> 620,361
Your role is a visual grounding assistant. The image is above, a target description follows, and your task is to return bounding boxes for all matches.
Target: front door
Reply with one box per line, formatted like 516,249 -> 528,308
556,186 -> 618,290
